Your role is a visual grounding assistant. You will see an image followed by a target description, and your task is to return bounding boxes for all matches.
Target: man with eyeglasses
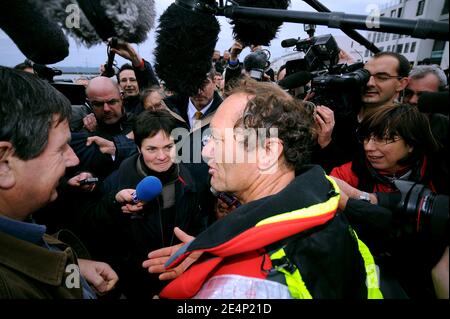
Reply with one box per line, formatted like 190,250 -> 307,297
361,52 -> 410,119
70,77 -> 137,180
312,52 -> 411,173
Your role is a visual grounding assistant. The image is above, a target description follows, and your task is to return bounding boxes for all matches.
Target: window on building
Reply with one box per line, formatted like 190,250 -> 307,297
365,49 -> 369,57
377,33 -> 382,43
430,40 -> 446,64
392,45 -> 396,52
398,7 -> 403,17
396,44 -> 403,53
404,43 -> 410,53
385,33 -> 390,42
379,47 -> 384,52
387,45 -> 391,52
442,0 -> 448,14
416,0 -> 425,16
393,34 -> 398,40
399,34 -> 403,39
391,9 -> 397,17
410,42 -> 416,53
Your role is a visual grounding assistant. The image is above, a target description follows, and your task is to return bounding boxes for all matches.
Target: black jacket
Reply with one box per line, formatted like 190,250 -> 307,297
161,165 -> 369,299
164,92 -> 222,224
77,153 -> 208,299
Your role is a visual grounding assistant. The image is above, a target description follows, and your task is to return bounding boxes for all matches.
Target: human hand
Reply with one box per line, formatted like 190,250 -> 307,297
142,227 -> 200,280
315,105 -> 335,148
108,38 -> 142,68
229,41 -> 244,60
115,189 -> 144,213
86,136 -> 116,156
330,176 -> 377,207
338,49 -> 355,64
83,113 -> 97,132
67,172 -> 97,192
78,259 -> 118,294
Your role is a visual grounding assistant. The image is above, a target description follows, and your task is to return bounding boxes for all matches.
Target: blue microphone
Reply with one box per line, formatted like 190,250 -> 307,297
132,176 -> 163,203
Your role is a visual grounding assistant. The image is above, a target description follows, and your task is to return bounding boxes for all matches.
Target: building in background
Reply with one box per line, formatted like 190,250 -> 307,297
353,0 -> 448,69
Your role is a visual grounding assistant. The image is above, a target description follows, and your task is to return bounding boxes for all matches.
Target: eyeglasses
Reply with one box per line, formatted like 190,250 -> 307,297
367,72 -> 403,82
89,99 -> 120,108
357,134 -> 402,146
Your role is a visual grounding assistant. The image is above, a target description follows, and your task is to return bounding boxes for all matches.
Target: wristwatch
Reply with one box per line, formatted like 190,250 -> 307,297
358,191 -> 371,203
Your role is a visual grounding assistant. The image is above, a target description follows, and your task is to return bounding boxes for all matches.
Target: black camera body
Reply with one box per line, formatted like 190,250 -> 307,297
282,34 -> 368,115
310,64 -> 370,116
243,50 -> 271,81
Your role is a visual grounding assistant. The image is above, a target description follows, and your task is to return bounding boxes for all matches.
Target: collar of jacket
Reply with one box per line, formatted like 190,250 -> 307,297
164,91 -> 223,126
165,165 -> 340,269
0,231 -> 73,286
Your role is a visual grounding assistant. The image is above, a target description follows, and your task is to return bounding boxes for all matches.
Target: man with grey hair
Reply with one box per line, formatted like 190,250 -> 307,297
404,64 -> 448,106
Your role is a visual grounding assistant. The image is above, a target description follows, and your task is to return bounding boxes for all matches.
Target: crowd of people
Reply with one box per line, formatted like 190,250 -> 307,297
1,38 -> 449,300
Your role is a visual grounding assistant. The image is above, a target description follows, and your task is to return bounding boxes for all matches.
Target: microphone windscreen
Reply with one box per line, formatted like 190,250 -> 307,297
135,176 -> 163,202
76,0 -> 155,44
46,0 -> 101,47
154,3 -> 220,96
0,0 -> 69,64
417,91 -> 449,115
231,0 -> 291,46
278,71 -> 311,90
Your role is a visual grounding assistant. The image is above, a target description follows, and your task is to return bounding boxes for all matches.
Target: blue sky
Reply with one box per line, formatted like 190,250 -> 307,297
0,0 -> 390,68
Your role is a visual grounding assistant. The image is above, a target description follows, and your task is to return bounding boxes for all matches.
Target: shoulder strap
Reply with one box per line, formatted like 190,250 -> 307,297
269,247 -> 313,299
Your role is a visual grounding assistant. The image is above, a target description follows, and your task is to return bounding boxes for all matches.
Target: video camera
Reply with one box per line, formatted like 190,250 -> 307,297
243,49 -> 271,82
281,33 -> 369,115
31,63 -> 87,105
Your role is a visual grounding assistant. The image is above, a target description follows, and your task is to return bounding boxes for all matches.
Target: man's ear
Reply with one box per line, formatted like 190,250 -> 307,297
257,138 -> 283,174
397,77 -> 409,92
0,142 -> 16,189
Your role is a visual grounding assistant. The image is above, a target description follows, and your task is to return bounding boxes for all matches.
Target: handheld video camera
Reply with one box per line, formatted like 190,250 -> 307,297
243,49 -> 271,82
281,33 -> 369,115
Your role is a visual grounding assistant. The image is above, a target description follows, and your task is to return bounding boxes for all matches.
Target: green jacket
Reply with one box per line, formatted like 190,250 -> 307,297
0,230 -> 87,299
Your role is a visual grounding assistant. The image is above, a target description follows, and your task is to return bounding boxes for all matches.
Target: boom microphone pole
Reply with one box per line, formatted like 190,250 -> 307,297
217,2 -> 448,41
301,0 -> 380,54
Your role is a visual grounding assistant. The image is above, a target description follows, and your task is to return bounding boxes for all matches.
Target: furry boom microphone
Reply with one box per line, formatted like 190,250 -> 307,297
0,1 -> 69,64
231,0 -> 291,46
0,0 -> 155,64
154,1 -> 220,97
154,0 -> 288,96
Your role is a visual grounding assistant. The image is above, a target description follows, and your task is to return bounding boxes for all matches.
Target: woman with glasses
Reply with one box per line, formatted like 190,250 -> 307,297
330,103 -> 448,299
331,103 -> 447,197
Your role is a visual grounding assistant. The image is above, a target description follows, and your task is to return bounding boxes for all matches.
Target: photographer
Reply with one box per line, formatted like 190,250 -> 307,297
101,38 -> 159,115
224,41 -> 272,91
330,103 -> 448,298
311,52 -> 410,173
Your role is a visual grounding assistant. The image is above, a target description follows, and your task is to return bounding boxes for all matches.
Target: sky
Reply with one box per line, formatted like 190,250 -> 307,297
0,0 -> 392,68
